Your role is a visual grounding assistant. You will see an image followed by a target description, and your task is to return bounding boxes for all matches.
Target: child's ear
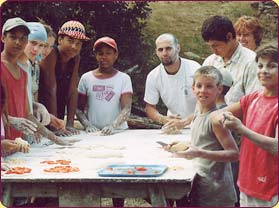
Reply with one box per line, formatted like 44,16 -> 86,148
114,51 -> 119,60
218,84 -> 223,95
192,84 -> 195,92
226,33 -> 233,41
58,36 -> 62,44
1,35 -> 5,43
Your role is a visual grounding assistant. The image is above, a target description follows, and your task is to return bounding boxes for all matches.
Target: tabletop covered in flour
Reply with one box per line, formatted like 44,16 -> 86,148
2,129 -> 195,182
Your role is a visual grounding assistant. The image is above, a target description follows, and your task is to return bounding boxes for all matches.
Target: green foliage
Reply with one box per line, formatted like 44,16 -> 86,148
1,1 -> 152,75
2,1 -> 277,112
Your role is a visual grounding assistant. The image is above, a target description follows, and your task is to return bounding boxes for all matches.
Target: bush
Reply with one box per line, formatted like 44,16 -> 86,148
1,1 -> 152,75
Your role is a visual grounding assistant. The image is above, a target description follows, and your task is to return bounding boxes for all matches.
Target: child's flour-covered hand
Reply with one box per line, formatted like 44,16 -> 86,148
33,102 -> 51,126
85,124 -> 99,133
101,125 -> 115,136
9,116 -> 37,135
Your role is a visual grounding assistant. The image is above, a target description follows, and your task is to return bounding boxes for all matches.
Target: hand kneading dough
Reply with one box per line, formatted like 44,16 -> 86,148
15,137 -> 29,146
170,141 -> 190,152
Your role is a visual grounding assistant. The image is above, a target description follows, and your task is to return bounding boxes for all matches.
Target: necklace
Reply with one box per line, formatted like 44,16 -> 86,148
29,59 -> 36,77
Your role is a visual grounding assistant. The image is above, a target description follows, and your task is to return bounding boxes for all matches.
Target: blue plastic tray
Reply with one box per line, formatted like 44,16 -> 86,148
98,164 -> 168,177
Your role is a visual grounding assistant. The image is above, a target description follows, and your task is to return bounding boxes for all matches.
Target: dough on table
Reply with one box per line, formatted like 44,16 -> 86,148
100,144 -> 126,150
5,158 -> 26,165
160,127 -> 182,135
15,137 -> 29,146
85,150 -> 123,158
15,137 -> 29,152
75,144 -> 126,150
169,166 -> 185,171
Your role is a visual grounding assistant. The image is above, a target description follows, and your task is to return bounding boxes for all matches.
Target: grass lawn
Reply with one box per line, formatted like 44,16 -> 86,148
143,1 -> 261,65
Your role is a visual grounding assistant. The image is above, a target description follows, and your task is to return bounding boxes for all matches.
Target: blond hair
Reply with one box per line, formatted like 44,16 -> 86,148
193,66 -> 223,86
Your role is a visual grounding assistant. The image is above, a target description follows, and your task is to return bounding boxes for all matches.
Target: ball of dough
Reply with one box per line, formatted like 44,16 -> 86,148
15,137 -> 29,146
170,141 -> 190,152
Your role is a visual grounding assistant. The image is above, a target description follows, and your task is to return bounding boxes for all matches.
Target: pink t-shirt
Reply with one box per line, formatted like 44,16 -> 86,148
1,63 -> 27,140
238,91 -> 278,201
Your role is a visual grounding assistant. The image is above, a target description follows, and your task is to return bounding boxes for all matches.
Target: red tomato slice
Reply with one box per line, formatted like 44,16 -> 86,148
56,160 -> 71,165
127,169 -> 135,174
6,167 -> 32,174
43,165 -> 79,173
135,166 -> 147,171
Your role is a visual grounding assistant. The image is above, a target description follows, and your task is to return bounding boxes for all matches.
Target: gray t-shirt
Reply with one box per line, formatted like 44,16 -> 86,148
190,108 -> 237,206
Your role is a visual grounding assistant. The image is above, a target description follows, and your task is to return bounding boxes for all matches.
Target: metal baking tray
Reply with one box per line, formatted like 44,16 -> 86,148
98,164 -> 168,177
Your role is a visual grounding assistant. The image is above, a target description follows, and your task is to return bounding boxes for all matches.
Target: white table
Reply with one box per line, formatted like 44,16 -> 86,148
1,129 -> 196,207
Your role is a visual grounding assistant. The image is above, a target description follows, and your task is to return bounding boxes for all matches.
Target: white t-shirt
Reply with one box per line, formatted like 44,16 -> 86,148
203,44 -> 262,105
78,70 -> 133,129
144,58 -> 200,118
18,60 -> 40,114
18,60 -> 32,113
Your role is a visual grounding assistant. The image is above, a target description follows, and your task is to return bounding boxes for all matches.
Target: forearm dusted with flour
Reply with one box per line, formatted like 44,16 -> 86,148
26,114 -> 60,143
100,94 -> 132,136
111,104 -> 131,128
111,93 -> 133,129
76,108 -> 90,128
145,103 -> 168,125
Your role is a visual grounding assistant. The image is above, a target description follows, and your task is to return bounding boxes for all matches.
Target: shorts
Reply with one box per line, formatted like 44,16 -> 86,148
240,191 -> 278,207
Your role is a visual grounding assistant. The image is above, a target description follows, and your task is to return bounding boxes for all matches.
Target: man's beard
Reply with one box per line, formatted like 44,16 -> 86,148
162,59 -> 174,66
